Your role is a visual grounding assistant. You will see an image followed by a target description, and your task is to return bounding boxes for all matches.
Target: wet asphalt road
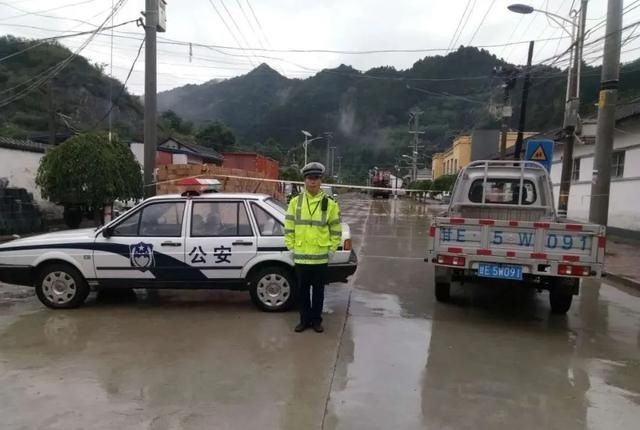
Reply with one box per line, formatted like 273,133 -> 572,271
1,196 -> 640,429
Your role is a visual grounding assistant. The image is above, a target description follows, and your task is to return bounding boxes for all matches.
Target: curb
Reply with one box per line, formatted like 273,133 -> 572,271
604,272 -> 640,290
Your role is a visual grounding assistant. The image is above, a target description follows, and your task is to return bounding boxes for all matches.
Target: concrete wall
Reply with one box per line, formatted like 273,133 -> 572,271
550,121 -> 640,230
0,147 -> 59,214
130,142 -> 144,168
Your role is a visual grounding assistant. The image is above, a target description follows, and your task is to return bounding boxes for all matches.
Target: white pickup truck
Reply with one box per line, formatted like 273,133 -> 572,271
426,160 -> 606,314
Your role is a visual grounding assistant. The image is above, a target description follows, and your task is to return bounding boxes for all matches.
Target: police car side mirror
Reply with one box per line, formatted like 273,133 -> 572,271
103,227 -> 114,238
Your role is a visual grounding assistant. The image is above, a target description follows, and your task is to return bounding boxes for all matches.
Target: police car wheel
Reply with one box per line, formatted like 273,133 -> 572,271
36,263 -> 90,309
250,267 -> 295,312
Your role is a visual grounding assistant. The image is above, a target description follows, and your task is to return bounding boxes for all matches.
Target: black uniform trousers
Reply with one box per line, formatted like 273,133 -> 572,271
295,263 -> 328,326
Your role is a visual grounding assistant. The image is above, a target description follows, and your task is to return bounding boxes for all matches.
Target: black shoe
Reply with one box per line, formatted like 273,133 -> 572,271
294,323 -> 308,333
312,322 -> 324,333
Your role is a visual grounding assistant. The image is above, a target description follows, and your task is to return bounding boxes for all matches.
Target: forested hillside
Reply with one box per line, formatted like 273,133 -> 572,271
0,36 -> 143,140
4,34 -> 640,183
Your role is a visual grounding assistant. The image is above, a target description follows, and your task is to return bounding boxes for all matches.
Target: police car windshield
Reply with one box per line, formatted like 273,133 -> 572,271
265,197 -> 287,214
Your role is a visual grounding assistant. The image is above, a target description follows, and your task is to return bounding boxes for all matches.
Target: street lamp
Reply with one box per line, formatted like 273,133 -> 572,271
300,130 -> 323,166
508,2 -> 587,218
507,4 -> 575,35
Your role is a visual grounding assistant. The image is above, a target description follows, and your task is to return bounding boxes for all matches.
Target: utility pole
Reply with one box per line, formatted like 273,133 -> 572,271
330,146 -> 336,177
499,87 -> 511,158
589,0 -> 623,225
337,156 -> 342,182
47,80 -> 55,145
324,132 -> 333,173
513,41 -> 535,160
143,0 -> 159,198
408,110 -> 424,182
558,0 -> 588,218
494,66 -> 517,157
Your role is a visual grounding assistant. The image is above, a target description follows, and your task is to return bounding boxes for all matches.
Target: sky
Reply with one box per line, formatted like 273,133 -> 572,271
0,0 -> 636,95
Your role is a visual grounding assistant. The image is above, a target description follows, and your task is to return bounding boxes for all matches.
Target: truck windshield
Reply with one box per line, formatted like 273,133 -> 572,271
468,179 -> 536,205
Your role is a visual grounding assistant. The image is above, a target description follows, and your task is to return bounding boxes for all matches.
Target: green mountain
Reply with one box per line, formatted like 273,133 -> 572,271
3,34 -> 640,183
160,46 -> 640,182
0,35 -> 143,140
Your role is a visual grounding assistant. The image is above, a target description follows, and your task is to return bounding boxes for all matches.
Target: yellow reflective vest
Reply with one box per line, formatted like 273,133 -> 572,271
284,190 -> 342,264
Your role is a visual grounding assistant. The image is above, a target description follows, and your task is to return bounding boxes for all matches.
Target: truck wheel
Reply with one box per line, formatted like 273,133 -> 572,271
249,266 -> 296,312
36,263 -> 90,309
549,290 -> 573,314
435,282 -> 451,302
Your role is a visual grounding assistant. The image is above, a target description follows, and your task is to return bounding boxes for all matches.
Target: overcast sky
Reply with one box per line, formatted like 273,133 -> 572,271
1,0 -> 635,94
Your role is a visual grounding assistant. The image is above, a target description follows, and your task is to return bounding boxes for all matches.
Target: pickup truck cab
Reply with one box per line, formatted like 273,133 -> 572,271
426,160 -> 605,314
0,192 -> 357,311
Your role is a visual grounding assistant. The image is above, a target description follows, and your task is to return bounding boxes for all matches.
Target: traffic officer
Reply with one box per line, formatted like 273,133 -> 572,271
285,162 -> 342,333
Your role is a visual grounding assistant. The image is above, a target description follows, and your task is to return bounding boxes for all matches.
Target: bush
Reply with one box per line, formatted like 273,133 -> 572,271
432,175 -> 457,192
36,132 -> 143,225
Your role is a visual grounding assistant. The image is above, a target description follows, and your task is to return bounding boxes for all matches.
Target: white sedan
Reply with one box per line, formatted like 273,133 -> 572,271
0,192 -> 357,311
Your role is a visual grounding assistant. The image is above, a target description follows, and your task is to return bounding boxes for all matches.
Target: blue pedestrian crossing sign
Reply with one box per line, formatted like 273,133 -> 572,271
525,139 -> 554,172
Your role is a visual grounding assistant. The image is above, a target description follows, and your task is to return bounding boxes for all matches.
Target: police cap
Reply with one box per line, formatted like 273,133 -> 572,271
301,162 -> 325,178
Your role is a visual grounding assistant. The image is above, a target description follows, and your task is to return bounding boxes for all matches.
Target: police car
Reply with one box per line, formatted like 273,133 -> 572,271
0,192 -> 357,311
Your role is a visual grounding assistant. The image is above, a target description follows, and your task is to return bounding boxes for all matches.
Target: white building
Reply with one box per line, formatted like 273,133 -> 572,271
549,104 -> 640,231
0,137 -> 59,214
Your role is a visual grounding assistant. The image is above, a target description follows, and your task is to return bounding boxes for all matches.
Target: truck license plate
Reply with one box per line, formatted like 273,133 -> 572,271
478,263 -> 523,281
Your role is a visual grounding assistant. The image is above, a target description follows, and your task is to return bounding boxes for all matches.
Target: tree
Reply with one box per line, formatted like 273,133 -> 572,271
260,137 -> 284,161
280,166 -> 302,182
196,121 -> 236,152
432,175 -> 457,192
160,109 -> 193,135
409,180 -> 432,191
36,132 -> 142,227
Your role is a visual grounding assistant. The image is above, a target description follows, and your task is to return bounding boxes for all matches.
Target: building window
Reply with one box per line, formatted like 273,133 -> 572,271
571,158 -> 581,181
612,151 -> 625,178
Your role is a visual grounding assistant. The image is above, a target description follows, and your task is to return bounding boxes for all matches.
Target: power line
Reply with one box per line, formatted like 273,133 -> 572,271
532,0 -> 569,62
0,19 -> 139,63
233,0 -> 284,75
467,0 -> 496,46
218,0 -> 260,64
206,0 -> 255,66
542,0 -> 569,32
93,35 -> 145,127
585,0 -> 640,38
498,14 -> 526,58
234,0 -> 263,48
245,0 -> 272,47
449,0 -> 476,50
503,0 -> 547,60
447,0 -> 473,51
0,0 -> 128,108
1,20 -> 572,56
450,0 -> 476,50
159,35 -> 572,55
406,84 -> 490,104
0,0 -> 99,23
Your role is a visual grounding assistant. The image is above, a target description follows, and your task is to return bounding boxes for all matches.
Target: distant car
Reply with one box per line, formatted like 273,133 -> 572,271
0,192 -> 357,312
